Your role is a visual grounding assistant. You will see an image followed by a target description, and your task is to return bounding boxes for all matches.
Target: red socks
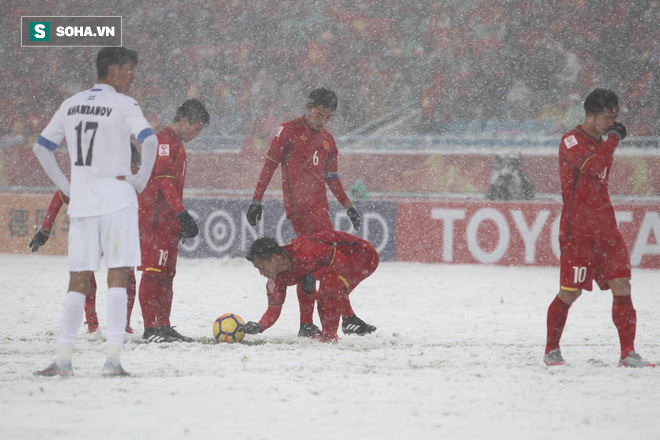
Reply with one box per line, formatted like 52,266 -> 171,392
545,295 -> 571,354
612,295 -> 636,358
84,273 -> 137,326
546,294 -> 637,359
340,293 -> 355,318
139,273 -> 174,328
126,271 -> 137,326
317,294 -> 341,338
84,276 -> 98,324
296,284 -> 316,325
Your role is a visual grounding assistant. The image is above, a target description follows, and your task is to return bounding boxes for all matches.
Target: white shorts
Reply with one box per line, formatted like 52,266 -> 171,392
68,207 -> 141,271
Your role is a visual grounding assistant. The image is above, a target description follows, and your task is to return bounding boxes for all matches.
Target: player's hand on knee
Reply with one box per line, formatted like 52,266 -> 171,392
29,228 -> 50,252
346,204 -> 361,231
177,210 -> 199,243
246,200 -> 262,227
301,273 -> 316,296
242,321 -> 263,334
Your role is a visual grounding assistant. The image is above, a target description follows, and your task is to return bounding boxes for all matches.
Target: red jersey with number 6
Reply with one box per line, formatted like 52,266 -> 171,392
558,126 -> 619,242
138,127 -> 187,234
254,117 -> 347,217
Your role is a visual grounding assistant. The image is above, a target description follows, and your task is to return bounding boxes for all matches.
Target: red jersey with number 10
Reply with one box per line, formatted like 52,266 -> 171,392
138,127 -> 187,234
558,126 -> 619,242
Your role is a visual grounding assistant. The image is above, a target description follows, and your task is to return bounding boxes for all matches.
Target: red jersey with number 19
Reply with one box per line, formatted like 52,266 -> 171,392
138,127 -> 187,234
558,126 -> 619,242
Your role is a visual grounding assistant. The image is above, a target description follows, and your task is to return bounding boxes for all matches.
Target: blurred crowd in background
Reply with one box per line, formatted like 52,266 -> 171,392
1,0 -> 659,152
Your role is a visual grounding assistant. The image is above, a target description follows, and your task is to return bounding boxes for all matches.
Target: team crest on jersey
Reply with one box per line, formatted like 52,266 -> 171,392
159,144 -> 170,156
323,141 -> 330,150
564,135 -> 578,149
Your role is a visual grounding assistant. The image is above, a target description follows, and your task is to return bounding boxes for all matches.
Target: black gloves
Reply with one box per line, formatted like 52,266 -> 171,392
177,210 -> 199,243
346,204 -> 361,231
301,273 -> 316,296
243,321 -> 263,334
609,122 -> 627,141
28,228 -> 50,252
246,200 -> 262,227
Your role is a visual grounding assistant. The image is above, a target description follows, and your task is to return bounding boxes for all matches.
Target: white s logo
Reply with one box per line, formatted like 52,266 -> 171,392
35,24 -> 46,39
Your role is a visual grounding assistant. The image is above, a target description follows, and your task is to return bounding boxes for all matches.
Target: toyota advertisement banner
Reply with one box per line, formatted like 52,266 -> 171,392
1,194 -> 658,268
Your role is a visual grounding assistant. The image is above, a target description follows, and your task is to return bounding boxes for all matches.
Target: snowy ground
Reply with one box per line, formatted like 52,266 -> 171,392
1,254 -> 658,440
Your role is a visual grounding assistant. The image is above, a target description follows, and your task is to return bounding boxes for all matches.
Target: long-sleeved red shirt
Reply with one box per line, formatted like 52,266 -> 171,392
558,126 -> 619,241
138,126 -> 187,234
252,117 -> 351,217
41,190 -> 68,231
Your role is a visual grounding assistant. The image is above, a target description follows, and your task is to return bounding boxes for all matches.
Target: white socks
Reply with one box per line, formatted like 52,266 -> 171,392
106,287 -> 127,350
54,288 -> 128,367
55,291 -> 86,366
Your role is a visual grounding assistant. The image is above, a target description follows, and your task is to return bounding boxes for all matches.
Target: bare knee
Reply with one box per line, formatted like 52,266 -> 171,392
108,267 -> 131,288
558,288 -> 582,305
69,271 -> 93,293
609,277 -> 631,297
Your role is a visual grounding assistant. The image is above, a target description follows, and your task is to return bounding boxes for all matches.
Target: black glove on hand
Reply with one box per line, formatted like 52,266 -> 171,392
177,210 -> 199,243
346,204 -> 361,231
301,273 -> 316,296
609,122 -> 627,141
28,228 -> 50,252
243,321 -> 263,334
246,200 -> 262,227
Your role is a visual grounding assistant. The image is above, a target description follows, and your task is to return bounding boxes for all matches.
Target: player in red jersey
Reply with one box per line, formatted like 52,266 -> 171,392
29,142 -> 141,336
243,231 -> 379,343
137,98 -> 209,343
246,88 -> 374,337
544,88 -> 654,368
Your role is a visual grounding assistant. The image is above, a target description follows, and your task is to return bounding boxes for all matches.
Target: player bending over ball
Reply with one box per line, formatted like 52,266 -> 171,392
244,230 -> 379,343
544,88 -> 654,368
246,88 -> 373,338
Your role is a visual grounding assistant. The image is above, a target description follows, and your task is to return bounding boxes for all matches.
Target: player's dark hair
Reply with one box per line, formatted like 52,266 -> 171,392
307,88 -> 338,111
173,98 -> 210,124
583,88 -> 619,115
246,237 -> 284,262
96,47 -> 138,79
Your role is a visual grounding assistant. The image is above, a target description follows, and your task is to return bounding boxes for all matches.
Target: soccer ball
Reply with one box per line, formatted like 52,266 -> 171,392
213,313 -> 245,344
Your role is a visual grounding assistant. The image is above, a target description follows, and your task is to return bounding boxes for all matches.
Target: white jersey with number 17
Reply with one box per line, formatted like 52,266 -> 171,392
36,83 -> 154,218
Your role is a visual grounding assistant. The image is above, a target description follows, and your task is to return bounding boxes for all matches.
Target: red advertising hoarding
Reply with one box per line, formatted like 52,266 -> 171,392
396,199 -> 660,268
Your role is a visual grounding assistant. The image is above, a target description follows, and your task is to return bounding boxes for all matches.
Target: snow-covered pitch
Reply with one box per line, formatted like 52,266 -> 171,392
1,254 -> 658,439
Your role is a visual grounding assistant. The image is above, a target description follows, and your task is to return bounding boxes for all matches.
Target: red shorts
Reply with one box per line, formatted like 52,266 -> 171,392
138,230 -> 179,277
559,230 -> 630,291
340,242 -> 379,293
289,211 -> 333,237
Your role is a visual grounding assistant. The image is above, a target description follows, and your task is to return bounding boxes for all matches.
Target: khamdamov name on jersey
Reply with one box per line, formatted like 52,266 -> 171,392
67,105 -> 113,117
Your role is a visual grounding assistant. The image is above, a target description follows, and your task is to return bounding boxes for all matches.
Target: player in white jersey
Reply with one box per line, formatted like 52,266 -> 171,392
32,47 -> 158,377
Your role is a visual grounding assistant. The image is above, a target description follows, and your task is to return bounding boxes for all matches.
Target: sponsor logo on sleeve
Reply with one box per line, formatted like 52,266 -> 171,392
564,135 -> 578,149
275,125 -> 284,138
158,144 -> 170,156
